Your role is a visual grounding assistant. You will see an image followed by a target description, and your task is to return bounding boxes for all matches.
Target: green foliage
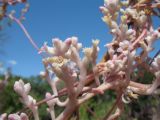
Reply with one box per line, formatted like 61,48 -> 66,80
0,76 -> 22,113
0,70 -> 160,120
79,90 -> 116,120
0,75 -> 52,119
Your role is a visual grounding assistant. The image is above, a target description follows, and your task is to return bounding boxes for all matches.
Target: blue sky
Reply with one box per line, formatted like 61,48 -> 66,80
1,0 -> 160,77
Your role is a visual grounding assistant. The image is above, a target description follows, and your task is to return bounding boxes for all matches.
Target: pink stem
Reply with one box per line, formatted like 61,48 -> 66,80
7,15 -> 40,51
132,28 -> 147,48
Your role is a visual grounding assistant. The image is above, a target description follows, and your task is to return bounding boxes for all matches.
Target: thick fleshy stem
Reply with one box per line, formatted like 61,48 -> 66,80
131,27 -> 147,49
32,110 -> 39,120
48,107 -> 56,120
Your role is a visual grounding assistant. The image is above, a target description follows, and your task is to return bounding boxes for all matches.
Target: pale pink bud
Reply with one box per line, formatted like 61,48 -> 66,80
99,6 -> 108,14
45,92 -> 56,107
14,80 -> 31,96
20,113 -> 28,120
71,37 -> 78,46
8,114 -> 20,120
24,83 -> 31,94
104,0 -> 119,11
28,95 -> 36,106
0,113 -> 7,120
52,38 -> 61,49
14,79 -> 25,96
71,37 -> 82,50
62,38 -> 72,53
65,38 -> 72,45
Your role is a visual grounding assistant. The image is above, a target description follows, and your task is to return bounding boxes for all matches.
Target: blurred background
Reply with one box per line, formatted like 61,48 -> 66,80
0,0 -> 160,120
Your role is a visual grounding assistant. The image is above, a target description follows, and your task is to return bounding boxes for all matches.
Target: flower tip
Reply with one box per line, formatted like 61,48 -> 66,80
92,39 -> 100,46
71,36 -> 78,44
52,38 -> 60,44
65,38 -> 72,45
46,92 -> 52,98
8,114 -> 20,120
24,83 -> 31,94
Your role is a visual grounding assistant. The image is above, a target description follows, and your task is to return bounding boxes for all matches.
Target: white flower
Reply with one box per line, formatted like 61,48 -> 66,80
28,95 -> 36,105
92,39 -> 100,47
24,95 -> 37,111
40,37 -> 73,56
138,12 -> 147,25
100,6 -> 109,14
117,40 -> 130,55
120,40 -> 129,49
71,37 -> 82,51
0,113 -> 7,120
20,113 -> 29,120
8,113 -> 28,120
14,79 -> 31,96
120,24 -> 128,33
24,83 -> 31,94
39,42 -> 54,55
83,48 -> 92,58
125,8 -> 138,19
52,37 -> 72,56
8,114 -> 20,120
104,0 -> 119,11
45,92 -> 56,107
52,38 -> 62,50
14,79 -> 25,96
106,60 -> 114,69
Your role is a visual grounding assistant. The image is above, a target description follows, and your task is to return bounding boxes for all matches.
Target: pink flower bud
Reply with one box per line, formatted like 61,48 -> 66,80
8,114 -> 20,120
104,0 -> 119,11
20,113 -> 29,120
24,83 -> 31,94
14,80 -> 24,96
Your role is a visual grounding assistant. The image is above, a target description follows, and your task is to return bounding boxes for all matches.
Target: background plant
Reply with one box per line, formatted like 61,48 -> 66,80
0,0 -> 160,120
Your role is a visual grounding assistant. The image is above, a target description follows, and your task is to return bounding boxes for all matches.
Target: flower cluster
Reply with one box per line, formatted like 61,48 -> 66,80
0,0 -> 160,120
14,80 -> 39,120
8,113 -> 28,120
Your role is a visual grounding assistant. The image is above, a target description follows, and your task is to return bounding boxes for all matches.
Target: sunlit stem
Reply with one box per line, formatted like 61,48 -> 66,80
6,14 -> 40,51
